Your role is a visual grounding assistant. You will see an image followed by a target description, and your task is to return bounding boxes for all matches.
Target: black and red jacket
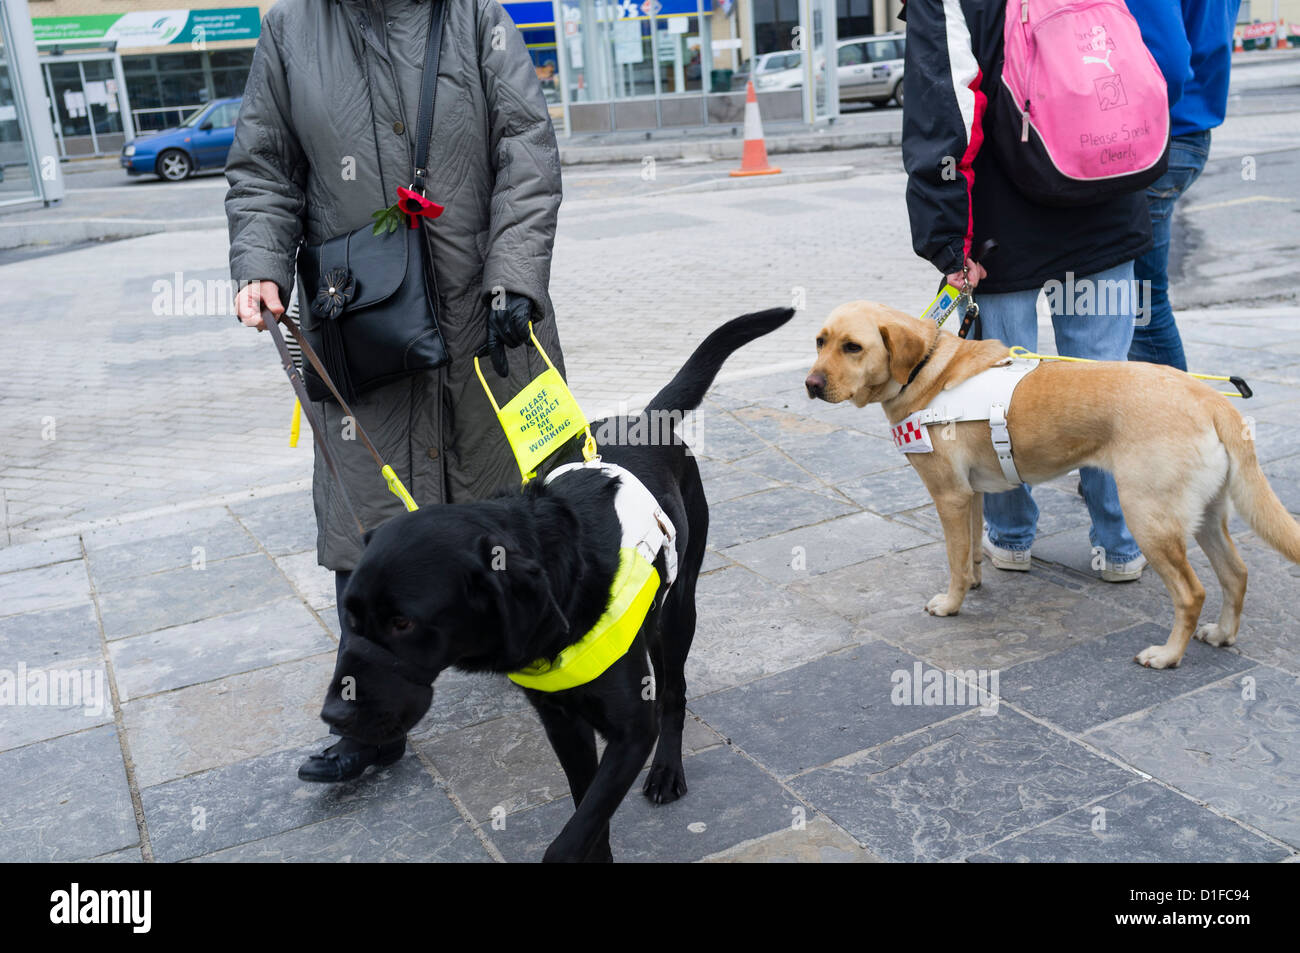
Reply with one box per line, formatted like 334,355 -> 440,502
899,0 -> 1153,294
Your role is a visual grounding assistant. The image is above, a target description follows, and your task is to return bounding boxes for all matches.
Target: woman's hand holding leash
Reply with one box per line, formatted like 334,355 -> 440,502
235,280 -> 285,331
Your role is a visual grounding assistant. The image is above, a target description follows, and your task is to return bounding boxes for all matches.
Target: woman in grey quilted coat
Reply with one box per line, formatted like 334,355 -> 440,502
226,0 -> 564,781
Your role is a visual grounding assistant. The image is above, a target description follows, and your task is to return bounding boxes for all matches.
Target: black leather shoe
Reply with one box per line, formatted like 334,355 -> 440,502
297,738 -> 405,782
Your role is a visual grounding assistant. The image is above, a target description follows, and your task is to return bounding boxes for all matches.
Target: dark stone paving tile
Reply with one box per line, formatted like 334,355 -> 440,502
774,428 -> 900,487
689,565 -> 860,696
195,808 -> 489,862
81,506 -> 231,549
86,521 -> 257,585
489,744 -> 794,863
836,464 -> 938,516
970,781 -> 1291,863
1088,665 -> 1300,849
0,655 -> 112,752
713,370 -> 814,407
229,492 -> 319,557
721,510 -> 934,584
0,536 -> 82,574
700,549 -> 732,573
1001,623 -> 1256,733
0,561 -> 90,616
122,653 -> 335,788
707,485 -> 858,550
97,552 -> 296,639
1261,451 -> 1300,516
1038,531 -> 1300,676
792,708 -> 1139,862
694,456 -> 779,504
691,643 -> 971,778
0,602 -> 101,668
789,544 -> 1150,671
730,446 -> 825,487
143,741 -> 458,862
0,725 -> 137,861
701,816 -> 884,862
1246,409 -> 1300,464
415,708 -> 567,822
687,411 -> 767,463
408,668 -> 532,741
109,599 -> 335,700
85,846 -> 145,862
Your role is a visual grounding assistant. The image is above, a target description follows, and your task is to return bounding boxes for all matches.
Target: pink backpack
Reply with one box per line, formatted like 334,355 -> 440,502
990,0 -> 1170,206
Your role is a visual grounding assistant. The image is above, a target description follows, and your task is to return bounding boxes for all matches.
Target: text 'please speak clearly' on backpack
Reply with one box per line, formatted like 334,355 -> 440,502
991,0 -> 1170,206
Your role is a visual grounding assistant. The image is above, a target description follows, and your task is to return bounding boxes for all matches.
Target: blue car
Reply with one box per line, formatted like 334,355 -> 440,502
120,97 -> 242,181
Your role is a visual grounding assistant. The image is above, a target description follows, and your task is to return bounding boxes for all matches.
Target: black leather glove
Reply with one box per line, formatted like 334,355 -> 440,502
483,293 -> 535,378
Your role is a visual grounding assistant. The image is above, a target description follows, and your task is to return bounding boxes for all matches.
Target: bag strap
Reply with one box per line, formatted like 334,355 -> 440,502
411,0 -> 445,195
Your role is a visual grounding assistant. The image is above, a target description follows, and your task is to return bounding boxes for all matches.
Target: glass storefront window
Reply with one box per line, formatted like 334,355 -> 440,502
0,14 -> 38,200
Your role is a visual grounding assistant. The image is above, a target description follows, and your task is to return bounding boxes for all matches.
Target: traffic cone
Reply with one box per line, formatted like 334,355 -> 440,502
1279,20 -> 1289,49
730,80 -> 781,177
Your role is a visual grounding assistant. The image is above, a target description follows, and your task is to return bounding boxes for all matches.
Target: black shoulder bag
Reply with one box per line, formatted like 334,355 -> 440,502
296,0 -> 450,404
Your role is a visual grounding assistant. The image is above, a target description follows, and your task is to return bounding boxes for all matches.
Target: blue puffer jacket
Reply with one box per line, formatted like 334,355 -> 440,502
1127,0 -> 1243,136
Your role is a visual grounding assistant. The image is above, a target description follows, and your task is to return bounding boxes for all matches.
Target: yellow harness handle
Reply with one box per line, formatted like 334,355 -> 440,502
1008,347 -> 1252,399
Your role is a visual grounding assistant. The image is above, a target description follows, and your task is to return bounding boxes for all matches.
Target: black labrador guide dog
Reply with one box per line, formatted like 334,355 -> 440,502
319,308 -> 795,862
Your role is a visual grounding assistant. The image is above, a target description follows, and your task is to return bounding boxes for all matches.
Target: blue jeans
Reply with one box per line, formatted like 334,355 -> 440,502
977,261 -> 1142,564
1129,130 -> 1212,370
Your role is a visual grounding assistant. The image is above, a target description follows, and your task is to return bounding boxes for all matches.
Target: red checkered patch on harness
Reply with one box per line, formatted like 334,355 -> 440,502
891,416 -> 933,453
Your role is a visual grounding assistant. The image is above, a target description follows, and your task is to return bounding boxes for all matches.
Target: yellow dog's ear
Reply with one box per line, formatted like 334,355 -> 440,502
878,319 -> 928,385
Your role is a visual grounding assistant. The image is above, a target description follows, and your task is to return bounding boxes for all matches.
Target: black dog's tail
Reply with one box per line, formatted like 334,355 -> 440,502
644,308 -> 795,418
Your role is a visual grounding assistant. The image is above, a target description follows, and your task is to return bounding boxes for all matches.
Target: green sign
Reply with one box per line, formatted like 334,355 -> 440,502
32,7 -> 261,48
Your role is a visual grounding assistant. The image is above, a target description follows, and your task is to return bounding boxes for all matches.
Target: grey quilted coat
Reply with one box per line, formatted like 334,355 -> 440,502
225,0 -> 564,570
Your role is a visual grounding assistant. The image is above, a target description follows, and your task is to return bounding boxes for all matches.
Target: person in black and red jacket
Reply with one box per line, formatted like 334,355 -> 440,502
899,0 -> 1153,581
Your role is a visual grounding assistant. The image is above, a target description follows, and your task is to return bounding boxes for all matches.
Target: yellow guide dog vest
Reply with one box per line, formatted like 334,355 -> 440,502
507,461 -> 678,693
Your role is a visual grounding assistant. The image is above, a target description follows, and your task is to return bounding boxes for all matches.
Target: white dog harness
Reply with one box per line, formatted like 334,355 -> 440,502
507,460 -> 677,693
890,356 -> 1039,485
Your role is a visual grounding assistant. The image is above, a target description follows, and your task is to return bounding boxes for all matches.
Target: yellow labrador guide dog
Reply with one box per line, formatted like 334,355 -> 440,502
804,301 -> 1300,670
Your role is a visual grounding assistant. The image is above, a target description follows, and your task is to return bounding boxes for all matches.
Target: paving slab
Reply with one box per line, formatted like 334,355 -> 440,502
142,741 -> 457,862
0,724 -> 138,862
1087,665 -> 1300,849
706,485 -> 858,550
701,815 -> 884,863
121,653 -> 335,788
0,560 -> 91,616
229,492 -> 319,556
688,565 -> 861,697
1000,623 -> 1256,734
407,668 -> 533,741
274,550 -> 336,611
85,520 -> 258,585
0,536 -> 82,574
108,599 -> 335,701
790,543 -> 1152,671
0,655 -> 113,752
970,781 -> 1291,863
195,803 -> 490,862
96,552 -> 297,640
721,509 -> 933,585
488,744 -> 795,863
793,708 -> 1139,862
690,643 -> 970,778
0,602 -> 102,668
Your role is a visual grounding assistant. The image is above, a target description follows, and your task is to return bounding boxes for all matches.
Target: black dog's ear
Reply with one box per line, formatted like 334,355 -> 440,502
466,532 -> 564,650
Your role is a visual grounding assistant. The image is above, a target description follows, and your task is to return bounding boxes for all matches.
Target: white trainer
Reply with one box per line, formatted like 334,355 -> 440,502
1101,553 -> 1147,582
982,532 -> 1032,571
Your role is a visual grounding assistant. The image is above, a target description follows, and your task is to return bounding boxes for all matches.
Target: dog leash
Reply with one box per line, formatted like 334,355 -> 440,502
261,306 -> 419,537
1007,346 -> 1253,399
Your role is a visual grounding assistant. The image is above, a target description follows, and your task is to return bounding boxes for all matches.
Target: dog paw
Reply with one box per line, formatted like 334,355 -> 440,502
1195,623 -> 1237,647
642,762 -> 688,805
1135,645 -> 1181,669
925,593 -> 961,616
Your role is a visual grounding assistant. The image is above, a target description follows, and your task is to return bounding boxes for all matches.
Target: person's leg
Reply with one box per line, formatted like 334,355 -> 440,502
328,571 -> 352,738
974,286 -> 1042,557
1128,130 -> 1212,370
1050,261 -> 1144,571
